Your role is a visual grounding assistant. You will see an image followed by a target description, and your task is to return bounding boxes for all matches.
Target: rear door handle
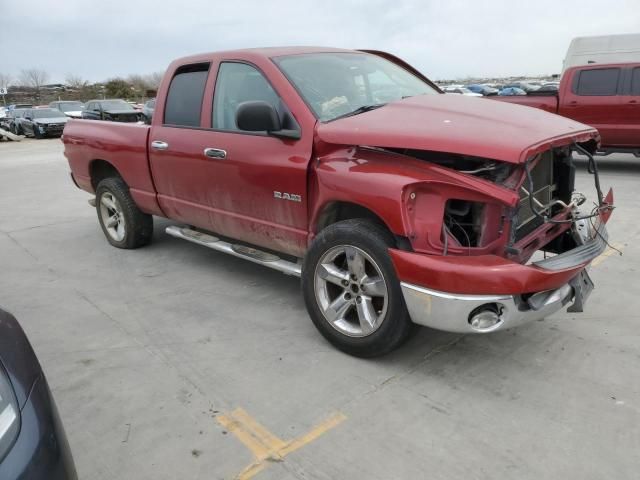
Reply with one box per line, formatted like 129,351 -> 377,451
630,100 -> 638,105
151,140 -> 169,150
204,148 -> 227,159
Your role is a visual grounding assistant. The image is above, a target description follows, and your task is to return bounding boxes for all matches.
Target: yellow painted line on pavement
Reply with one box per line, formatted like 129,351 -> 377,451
279,412 -> 347,457
217,409 -> 274,460
217,408 -> 346,480
591,242 -> 624,267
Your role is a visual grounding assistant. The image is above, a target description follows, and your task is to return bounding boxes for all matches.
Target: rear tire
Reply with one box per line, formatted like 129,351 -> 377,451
95,177 -> 153,249
302,219 -> 413,357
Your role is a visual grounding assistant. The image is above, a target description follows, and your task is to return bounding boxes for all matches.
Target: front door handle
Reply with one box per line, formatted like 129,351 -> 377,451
629,100 -> 638,105
151,140 -> 169,150
204,148 -> 227,159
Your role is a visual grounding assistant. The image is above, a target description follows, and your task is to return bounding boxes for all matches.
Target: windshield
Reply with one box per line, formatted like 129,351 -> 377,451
33,108 -> 65,119
57,102 -> 84,112
101,100 -> 134,111
274,52 -> 438,121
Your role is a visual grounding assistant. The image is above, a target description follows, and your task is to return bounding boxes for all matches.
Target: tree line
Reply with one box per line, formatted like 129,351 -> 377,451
0,68 -> 163,104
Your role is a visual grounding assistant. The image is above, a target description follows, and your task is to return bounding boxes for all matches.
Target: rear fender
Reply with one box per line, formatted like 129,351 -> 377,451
63,119 -> 163,215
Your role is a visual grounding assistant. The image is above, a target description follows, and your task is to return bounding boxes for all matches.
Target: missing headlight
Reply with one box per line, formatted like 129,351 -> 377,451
443,199 -> 485,248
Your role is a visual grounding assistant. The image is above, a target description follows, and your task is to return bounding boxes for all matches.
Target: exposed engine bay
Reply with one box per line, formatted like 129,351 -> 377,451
374,143 -> 614,262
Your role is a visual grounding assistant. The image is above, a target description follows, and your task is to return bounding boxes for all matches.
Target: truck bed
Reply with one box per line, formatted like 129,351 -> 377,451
63,119 -> 162,215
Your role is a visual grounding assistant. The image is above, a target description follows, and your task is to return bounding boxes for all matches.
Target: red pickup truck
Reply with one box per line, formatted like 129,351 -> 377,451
492,63 -> 640,156
63,47 -> 614,357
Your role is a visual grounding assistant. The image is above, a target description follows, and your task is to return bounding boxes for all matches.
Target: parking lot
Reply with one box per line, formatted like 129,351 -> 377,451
0,137 -> 638,479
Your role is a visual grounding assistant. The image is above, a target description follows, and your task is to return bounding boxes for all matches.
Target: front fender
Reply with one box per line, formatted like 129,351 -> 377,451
310,147 -> 518,254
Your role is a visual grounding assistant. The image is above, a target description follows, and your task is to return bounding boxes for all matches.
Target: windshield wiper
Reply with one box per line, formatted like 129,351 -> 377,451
331,103 -> 386,121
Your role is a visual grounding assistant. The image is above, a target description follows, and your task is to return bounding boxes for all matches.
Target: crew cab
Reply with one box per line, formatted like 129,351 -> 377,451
63,47 -> 614,357
492,63 -> 640,156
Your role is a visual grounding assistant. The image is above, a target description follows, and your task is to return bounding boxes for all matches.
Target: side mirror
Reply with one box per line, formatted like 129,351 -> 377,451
25,116 -> 32,121
236,101 -> 281,132
235,101 -> 301,140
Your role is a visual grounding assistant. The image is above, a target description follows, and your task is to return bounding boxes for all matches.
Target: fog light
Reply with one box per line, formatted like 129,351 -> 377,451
468,304 -> 503,332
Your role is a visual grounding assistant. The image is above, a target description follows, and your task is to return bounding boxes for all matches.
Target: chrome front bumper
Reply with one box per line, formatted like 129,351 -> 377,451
400,216 -> 608,333
401,281 -> 575,334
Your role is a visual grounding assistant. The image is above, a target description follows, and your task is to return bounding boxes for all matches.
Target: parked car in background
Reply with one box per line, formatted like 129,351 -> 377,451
142,98 -> 155,121
49,101 -> 85,119
20,108 -> 69,138
537,84 -> 559,92
0,107 -> 7,119
64,47 -> 614,357
0,308 -> 77,479
6,104 -> 32,113
442,86 -> 482,96
491,62 -> 640,156
8,108 -> 30,134
498,87 -> 526,96
466,84 -> 499,96
503,82 -> 540,93
81,99 -> 143,122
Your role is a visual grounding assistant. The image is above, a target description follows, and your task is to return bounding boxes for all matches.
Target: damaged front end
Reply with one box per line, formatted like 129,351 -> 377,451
390,140 -> 613,264
385,138 -> 615,333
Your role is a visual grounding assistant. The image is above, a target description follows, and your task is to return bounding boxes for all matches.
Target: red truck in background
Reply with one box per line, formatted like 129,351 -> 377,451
492,63 -> 640,157
63,47 -> 614,357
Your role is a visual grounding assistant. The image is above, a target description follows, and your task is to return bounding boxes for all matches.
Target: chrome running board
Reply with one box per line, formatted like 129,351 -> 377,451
165,226 -> 302,277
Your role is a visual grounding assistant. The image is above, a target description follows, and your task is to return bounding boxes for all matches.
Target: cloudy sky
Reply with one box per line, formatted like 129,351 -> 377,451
1,0 -> 638,83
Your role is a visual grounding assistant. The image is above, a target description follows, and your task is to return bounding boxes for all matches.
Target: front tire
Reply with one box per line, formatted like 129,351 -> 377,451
302,219 -> 413,357
95,177 -> 153,249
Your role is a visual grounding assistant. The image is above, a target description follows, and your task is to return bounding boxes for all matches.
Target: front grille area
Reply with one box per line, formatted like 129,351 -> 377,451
514,151 -> 557,242
43,124 -> 65,135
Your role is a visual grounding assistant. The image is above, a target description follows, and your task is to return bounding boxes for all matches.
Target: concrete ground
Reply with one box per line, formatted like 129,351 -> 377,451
0,137 -> 638,480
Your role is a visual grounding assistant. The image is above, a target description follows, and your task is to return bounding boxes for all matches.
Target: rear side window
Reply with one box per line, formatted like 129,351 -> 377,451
631,68 -> 640,95
164,63 -> 210,127
575,68 -> 620,96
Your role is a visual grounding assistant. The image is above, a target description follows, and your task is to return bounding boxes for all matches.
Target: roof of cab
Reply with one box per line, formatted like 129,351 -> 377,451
169,46 -> 358,66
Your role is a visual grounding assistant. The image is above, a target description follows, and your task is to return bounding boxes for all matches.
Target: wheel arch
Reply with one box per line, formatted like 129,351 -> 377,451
312,201 -> 412,251
89,159 -> 123,190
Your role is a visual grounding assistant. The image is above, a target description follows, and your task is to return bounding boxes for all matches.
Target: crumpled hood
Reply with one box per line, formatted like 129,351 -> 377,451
316,94 -> 598,164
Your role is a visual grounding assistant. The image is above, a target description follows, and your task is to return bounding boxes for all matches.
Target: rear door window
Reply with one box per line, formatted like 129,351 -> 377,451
575,68 -> 620,96
164,63 -> 210,127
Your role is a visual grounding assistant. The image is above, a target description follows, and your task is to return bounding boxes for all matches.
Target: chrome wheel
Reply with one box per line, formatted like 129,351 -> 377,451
314,245 -> 389,337
99,192 -> 125,242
